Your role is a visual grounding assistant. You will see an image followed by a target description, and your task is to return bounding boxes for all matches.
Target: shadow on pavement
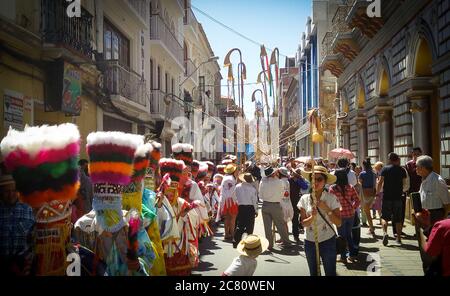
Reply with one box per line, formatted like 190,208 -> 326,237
198,235 -> 222,251
194,261 -> 218,273
360,237 -> 378,244
338,253 -> 373,272
385,243 -> 419,251
359,246 -> 380,253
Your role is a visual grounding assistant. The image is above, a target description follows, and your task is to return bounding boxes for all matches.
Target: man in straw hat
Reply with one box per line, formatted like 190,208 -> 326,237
222,234 -> 269,276
0,168 -> 35,276
219,163 -> 239,240
233,173 -> 259,248
259,166 -> 293,250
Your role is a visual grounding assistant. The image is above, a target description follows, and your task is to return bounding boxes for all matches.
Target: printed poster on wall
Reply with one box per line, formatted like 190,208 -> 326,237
4,89 -> 24,131
61,62 -> 82,116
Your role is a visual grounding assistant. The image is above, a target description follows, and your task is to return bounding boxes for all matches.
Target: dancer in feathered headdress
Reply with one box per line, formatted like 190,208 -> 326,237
1,123 -> 80,275
205,161 -> 216,181
122,143 -> 156,275
216,164 -> 226,175
74,131 -> 143,276
191,160 -> 200,180
195,161 -> 209,183
140,140 -> 166,275
157,158 -> 194,275
172,144 -> 212,267
143,140 -> 162,191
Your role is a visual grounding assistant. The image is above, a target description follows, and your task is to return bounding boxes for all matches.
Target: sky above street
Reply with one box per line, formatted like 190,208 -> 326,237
192,0 -> 312,119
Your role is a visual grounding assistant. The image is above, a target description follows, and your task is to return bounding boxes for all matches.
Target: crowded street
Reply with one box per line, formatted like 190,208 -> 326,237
194,202 -> 424,276
1,0 -> 450,280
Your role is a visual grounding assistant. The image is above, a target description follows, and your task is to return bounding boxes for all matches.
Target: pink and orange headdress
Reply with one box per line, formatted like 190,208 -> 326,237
1,123 -> 80,208
1,123 -> 80,276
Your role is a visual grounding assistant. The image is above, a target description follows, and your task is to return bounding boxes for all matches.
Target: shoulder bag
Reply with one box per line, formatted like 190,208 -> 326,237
316,207 -> 347,254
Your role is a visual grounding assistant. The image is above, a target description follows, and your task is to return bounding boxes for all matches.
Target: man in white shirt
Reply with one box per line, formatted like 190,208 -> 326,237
416,155 -> 450,234
233,173 -> 259,248
259,167 -> 292,250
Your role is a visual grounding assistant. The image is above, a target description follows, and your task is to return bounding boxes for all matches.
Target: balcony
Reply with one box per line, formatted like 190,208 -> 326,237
103,61 -> 147,110
321,32 -> 343,78
149,14 -> 184,67
126,0 -> 149,27
40,0 -> 93,60
346,0 -> 384,39
184,58 -> 198,84
331,5 -> 359,62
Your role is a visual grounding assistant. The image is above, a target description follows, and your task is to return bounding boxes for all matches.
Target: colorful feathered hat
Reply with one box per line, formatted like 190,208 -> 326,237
205,161 -> 215,175
191,160 -> 200,175
87,131 -> 143,233
131,143 -> 153,183
159,158 -> 185,183
1,123 -> 81,276
148,140 -> 162,170
221,159 -> 233,165
123,143 -> 153,213
224,154 -> 237,163
172,143 -> 194,167
86,131 -> 143,185
0,124 -> 80,208
216,164 -> 225,175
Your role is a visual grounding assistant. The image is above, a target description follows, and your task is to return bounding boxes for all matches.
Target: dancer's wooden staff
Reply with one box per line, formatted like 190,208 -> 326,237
308,108 -> 324,276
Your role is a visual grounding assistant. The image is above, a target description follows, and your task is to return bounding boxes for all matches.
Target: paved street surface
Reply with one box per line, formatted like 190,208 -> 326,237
193,202 -> 423,276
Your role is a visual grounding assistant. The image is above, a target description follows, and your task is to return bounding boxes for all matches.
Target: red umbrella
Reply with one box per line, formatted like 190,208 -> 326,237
329,148 -> 355,160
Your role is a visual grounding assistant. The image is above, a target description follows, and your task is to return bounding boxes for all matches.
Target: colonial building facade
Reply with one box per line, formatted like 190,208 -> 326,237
322,0 -> 450,181
0,0 -> 220,158
296,0 -> 340,158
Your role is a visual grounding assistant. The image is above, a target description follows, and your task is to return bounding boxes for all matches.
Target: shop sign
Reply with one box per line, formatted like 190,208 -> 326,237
61,62 -> 82,116
4,89 -> 24,130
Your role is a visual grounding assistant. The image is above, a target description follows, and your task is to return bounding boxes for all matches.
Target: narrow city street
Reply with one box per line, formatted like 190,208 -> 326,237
194,202 -> 423,276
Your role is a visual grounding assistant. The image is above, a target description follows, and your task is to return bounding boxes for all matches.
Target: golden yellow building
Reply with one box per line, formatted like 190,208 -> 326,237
0,0 -> 220,160
0,0 -> 161,160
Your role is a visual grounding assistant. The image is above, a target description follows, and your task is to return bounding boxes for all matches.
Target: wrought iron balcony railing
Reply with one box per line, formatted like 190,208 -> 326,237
103,61 -> 147,107
127,0 -> 148,23
149,14 -> 184,65
149,90 -> 167,115
332,5 -> 352,37
321,32 -> 335,60
40,0 -> 93,58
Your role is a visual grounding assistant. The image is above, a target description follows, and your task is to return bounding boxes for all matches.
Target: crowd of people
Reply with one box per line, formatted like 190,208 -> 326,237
0,123 -> 449,276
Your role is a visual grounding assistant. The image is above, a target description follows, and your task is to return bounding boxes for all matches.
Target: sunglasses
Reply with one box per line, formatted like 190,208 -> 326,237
314,177 -> 325,182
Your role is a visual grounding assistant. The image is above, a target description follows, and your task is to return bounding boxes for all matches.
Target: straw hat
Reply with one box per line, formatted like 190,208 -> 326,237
278,167 -> 290,178
300,165 -> 337,184
0,174 -> 14,186
238,172 -> 255,183
224,163 -> 237,174
237,234 -> 269,258
262,166 -> 276,178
